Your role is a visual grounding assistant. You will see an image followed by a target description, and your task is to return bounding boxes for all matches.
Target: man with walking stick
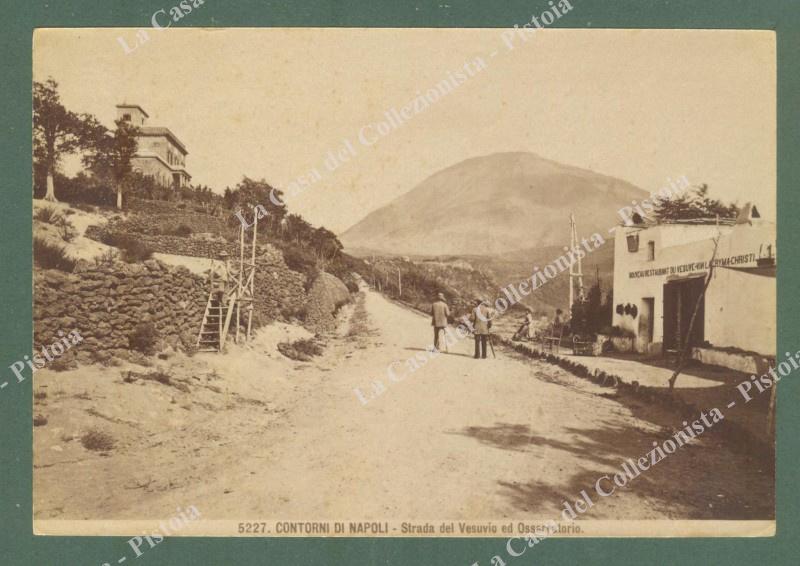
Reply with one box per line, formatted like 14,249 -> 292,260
470,297 -> 494,359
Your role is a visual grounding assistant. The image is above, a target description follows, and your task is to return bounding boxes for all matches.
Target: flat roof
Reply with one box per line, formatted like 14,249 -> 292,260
625,217 -> 738,230
116,104 -> 150,118
137,126 -> 188,154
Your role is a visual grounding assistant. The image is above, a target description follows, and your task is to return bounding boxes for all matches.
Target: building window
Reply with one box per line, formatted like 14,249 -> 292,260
626,234 -> 639,253
122,113 -> 131,121
647,241 -> 655,261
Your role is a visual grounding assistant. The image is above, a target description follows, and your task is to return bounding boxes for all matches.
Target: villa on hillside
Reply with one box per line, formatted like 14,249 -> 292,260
116,103 -> 191,189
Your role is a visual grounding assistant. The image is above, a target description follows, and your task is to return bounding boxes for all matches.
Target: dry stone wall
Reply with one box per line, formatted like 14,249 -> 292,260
126,197 -> 224,217
253,249 -> 308,327
86,223 -> 311,324
86,224 -> 233,259
34,260 -> 207,364
33,250 -> 323,365
103,211 -> 232,239
77,210 -> 350,342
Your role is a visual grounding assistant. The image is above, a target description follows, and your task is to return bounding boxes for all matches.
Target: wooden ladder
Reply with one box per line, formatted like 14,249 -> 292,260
196,290 -> 236,352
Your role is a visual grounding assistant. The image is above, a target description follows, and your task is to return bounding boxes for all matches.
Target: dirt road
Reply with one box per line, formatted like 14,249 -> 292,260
34,289 -> 773,522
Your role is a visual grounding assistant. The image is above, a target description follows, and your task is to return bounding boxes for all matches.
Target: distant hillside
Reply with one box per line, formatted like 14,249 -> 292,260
341,152 -> 646,256
469,241 -> 615,314
365,236 -> 615,327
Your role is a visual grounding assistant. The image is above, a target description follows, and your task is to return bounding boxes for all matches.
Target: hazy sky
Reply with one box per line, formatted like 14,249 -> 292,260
33,28 -> 775,233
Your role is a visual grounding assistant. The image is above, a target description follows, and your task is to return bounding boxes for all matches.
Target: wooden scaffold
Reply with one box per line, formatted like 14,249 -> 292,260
196,212 -> 258,352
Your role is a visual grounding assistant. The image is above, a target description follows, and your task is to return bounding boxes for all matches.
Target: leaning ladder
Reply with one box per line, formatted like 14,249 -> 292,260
196,289 -> 236,352
195,212 -> 258,353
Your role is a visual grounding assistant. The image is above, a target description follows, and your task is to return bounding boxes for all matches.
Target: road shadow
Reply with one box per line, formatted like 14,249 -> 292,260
449,422 -> 631,467
497,468 -> 612,516
451,421 -> 774,520
403,347 -> 473,359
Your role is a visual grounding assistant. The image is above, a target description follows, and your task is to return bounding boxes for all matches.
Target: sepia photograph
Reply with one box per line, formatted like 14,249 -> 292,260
30,23 -> 776,545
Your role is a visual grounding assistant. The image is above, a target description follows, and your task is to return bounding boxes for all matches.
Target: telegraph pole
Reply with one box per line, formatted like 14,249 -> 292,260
569,213 -> 585,308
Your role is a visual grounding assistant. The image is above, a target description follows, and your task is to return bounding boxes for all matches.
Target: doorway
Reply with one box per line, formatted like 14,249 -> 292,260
662,277 -> 705,351
638,297 -> 655,345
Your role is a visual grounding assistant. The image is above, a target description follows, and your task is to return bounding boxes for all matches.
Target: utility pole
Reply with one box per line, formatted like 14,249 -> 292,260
569,213 -> 585,308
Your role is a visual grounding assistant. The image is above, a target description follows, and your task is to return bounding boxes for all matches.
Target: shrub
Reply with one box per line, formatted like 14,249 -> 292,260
35,171 -> 115,207
344,279 -> 359,293
49,355 -> 77,372
179,331 -> 198,356
34,236 -> 76,272
122,240 -> 154,262
124,369 -> 190,392
34,206 -> 63,224
281,304 -> 308,322
173,224 -> 193,237
94,248 -> 119,267
129,322 -> 159,354
81,428 -> 115,452
277,338 -> 324,361
101,232 -> 154,263
56,216 -> 78,242
280,244 -> 320,289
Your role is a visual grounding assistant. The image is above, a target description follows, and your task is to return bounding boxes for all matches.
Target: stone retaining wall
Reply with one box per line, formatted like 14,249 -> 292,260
81,220 -> 348,337
85,225 -> 233,259
34,260 -> 207,364
106,212 -> 233,239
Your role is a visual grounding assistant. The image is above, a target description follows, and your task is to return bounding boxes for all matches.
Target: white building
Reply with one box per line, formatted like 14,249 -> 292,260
612,206 -> 776,357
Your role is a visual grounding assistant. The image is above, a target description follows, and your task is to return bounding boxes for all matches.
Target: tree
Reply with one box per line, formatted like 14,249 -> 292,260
285,213 -> 313,244
33,79 -> 86,202
82,119 -> 139,209
311,227 -> 343,264
570,280 -> 611,336
667,234 -> 721,391
653,184 -> 739,222
127,171 -> 161,202
228,177 -> 287,234
223,187 -> 236,209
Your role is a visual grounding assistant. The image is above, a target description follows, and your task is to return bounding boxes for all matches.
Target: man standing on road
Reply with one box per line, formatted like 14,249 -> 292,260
431,292 -> 450,351
471,298 -> 494,359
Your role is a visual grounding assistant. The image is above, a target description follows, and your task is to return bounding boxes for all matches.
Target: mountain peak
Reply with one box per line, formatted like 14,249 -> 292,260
341,152 -> 646,256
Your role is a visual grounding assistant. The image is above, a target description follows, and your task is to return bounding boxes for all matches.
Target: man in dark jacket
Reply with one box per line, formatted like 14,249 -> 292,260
470,298 -> 493,359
